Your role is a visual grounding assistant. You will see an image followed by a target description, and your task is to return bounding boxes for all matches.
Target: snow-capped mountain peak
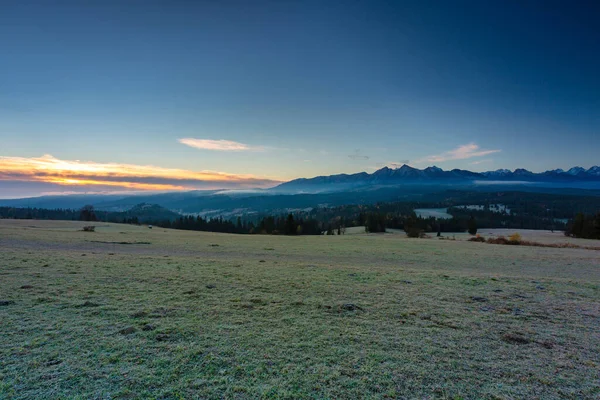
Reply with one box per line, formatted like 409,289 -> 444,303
567,166 -> 586,175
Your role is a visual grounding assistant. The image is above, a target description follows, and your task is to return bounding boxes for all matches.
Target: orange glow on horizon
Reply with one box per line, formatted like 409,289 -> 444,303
43,177 -> 186,191
0,154 -> 281,191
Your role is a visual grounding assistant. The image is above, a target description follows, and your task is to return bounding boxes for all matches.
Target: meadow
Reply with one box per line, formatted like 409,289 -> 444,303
1,220 -> 599,399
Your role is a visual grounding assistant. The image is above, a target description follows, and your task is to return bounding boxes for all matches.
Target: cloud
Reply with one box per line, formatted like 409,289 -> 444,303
348,149 -> 370,160
178,138 -> 266,152
470,159 -> 493,165
0,154 -> 281,194
415,143 -> 500,164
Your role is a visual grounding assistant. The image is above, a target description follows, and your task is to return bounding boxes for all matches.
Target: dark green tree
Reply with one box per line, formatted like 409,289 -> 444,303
468,215 -> 477,235
285,213 -> 296,235
365,212 -> 386,233
80,205 -> 97,222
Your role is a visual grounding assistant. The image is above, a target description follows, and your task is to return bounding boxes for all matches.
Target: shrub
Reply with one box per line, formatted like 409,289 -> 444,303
82,226 -> 95,232
508,233 -> 522,243
479,235 -> 600,250
406,228 -> 423,238
487,236 -> 520,245
487,236 -> 508,245
469,236 -> 486,242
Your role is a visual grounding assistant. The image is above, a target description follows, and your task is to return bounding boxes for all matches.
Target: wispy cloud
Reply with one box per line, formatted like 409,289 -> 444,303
0,154 -> 281,193
470,159 -> 493,165
416,143 -> 500,163
348,149 -> 370,160
178,138 -> 266,152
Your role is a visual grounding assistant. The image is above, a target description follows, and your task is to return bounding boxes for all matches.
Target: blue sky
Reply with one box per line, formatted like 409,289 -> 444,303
1,0 -> 598,196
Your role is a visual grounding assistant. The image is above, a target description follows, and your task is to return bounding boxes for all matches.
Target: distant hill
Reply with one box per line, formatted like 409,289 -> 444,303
122,203 -> 181,222
0,202 -> 181,224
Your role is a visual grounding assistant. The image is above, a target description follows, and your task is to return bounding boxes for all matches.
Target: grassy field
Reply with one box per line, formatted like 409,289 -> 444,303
1,220 -> 599,399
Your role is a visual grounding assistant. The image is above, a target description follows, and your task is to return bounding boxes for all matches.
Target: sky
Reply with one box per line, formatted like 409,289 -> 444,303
1,0 -> 599,197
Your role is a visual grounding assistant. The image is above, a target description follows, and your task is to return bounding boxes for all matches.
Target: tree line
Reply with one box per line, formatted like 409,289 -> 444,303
1,198 -> 598,239
153,214 -> 325,235
0,206 -> 326,235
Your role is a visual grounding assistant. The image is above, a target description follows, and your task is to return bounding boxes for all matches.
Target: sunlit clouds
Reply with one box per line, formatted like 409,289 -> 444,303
0,154 -> 281,192
416,143 -> 501,164
178,138 -> 266,152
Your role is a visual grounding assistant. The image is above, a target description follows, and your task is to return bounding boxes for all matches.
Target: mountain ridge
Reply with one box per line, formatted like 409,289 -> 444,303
275,165 -> 600,191
0,165 -> 599,213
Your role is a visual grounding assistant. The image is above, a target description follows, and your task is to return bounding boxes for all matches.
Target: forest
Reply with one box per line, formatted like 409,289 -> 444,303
0,190 -> 598,238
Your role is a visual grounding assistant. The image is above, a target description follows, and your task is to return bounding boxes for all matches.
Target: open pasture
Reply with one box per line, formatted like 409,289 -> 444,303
1,220 -> 599,399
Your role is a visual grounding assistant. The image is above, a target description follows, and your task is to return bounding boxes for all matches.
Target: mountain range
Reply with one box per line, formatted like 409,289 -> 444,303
274,165 -> 600,192
0,165 -> 598,215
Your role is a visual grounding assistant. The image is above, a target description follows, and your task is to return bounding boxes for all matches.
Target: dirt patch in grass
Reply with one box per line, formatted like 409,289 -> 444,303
131,311 -> 148,318
149,307 -> 177,318
118,326 -> 136,335
339,303 -> 364,312
502,332 -> 531,344
470,296 -> 489,302
76,301 -> 100,308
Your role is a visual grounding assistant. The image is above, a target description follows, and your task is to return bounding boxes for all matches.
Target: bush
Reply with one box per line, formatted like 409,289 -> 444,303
406,228 -> 423,238
82,226 -> 95,232
508,233 -> 522,243
487,236 -> 520,245
469,236 -> 486,242
487,236 -> 508,245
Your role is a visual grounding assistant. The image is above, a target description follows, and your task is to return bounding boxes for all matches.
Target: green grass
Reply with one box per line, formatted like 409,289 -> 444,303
1,220 -> 599,399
